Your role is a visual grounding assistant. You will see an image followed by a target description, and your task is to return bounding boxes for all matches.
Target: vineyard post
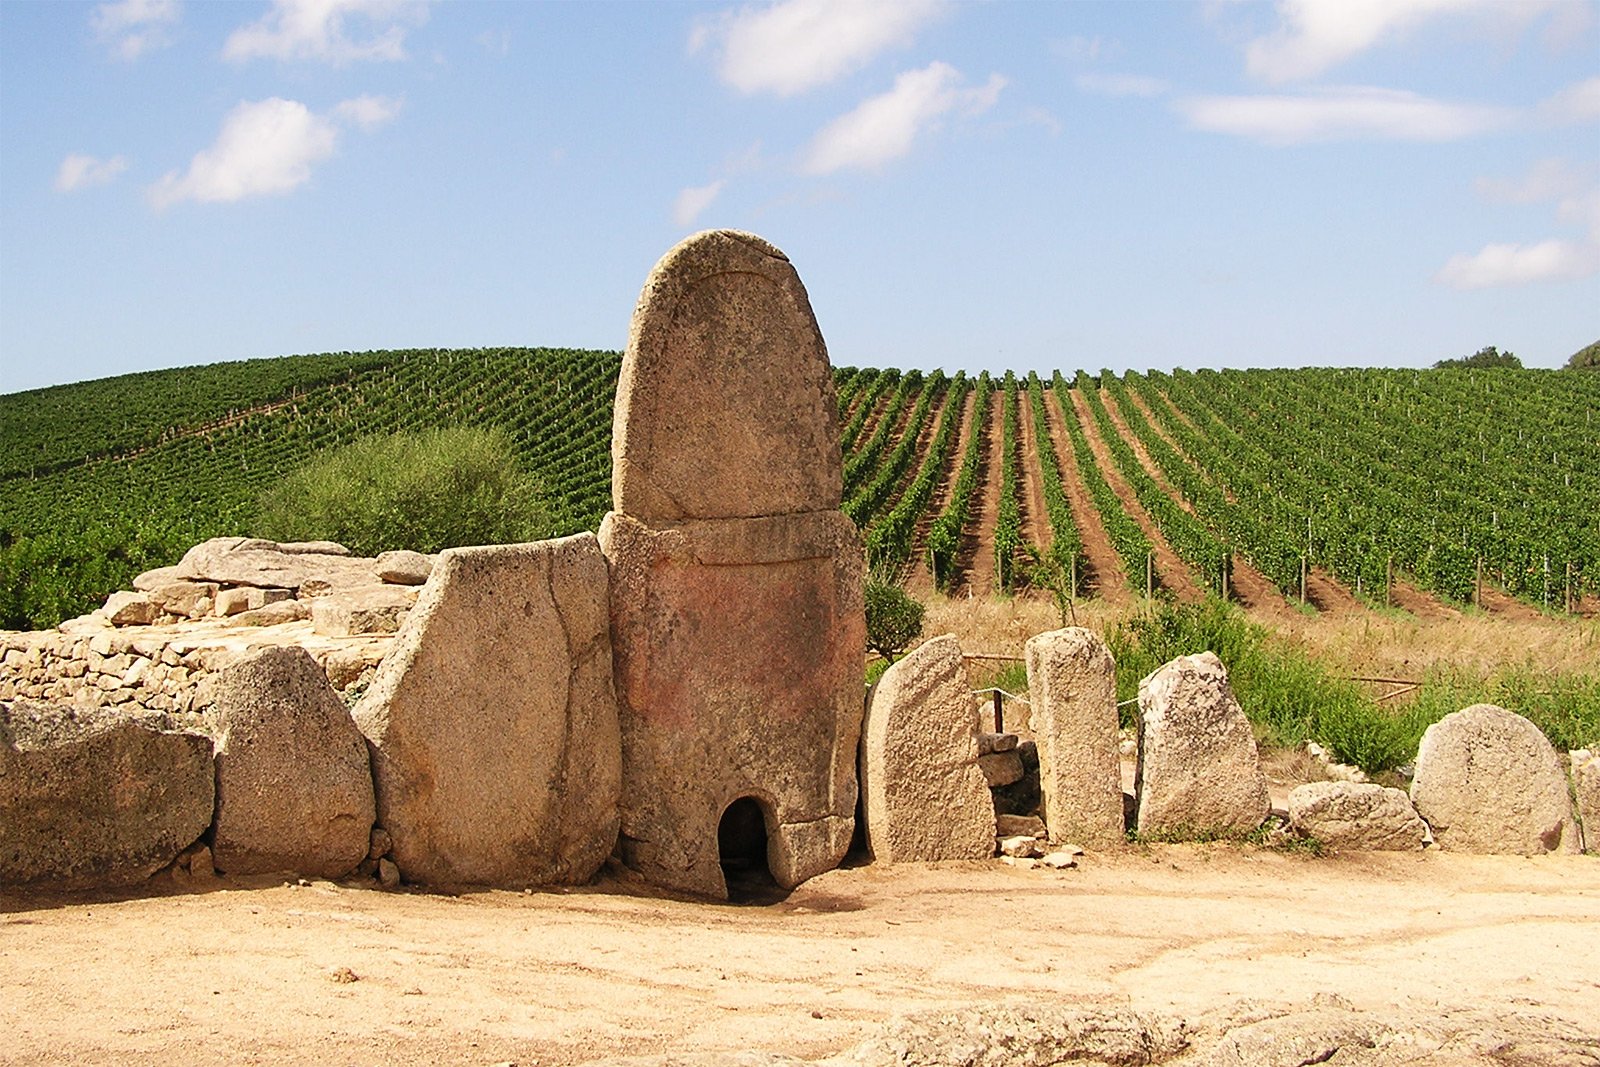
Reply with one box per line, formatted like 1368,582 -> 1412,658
1070,556 -> 1078,599
1567,561 -> 1574,614
1299,556 -> 1307,606
1221,552 -> 1229,600
1543,555 -> 1550,611
1385,555 -> 1393,608
1474,557 -> 1483,608
1145,552 -> 1154,599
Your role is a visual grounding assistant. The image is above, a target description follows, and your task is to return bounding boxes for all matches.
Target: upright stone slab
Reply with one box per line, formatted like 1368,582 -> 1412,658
1024,627 -> 1123,847
1,701 -> 213,889
199,647 -> 375,878
1135,652 -> 1269,838
1572,750 -> 1599,854
859,635 -> 994,863
354,534 -> 622,886
1410,704 -> 1579,855
601,230 -> 865,898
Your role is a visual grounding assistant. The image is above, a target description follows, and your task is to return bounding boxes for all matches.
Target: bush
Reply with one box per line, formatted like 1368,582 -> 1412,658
256,426 -> 554,556
865,577 -> 924,664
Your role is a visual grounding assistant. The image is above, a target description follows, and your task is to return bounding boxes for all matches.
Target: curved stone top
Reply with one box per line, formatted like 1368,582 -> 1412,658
611,229 -> 844,522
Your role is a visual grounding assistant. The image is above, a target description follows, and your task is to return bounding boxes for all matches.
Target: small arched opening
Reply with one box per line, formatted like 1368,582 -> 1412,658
717,796 -> 780,903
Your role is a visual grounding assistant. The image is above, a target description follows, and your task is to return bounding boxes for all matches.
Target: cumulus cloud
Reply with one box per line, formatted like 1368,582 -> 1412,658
1437,158 -> 1600,289
223,0 -> 428,64
1074,73 -> 1168,98
1243,0 -> 1553,83
672,180 -> 726,228
1541,76 -> 1600,125
148,96 -> 396,209
694,0 -> 944,96
55,153 -> 129,192
1177,86 -> 1514,144
804,62 -> 1004,174
91,0 -> 179,60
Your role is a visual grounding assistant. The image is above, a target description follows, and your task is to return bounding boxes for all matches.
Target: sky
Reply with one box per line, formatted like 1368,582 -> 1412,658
1,0 -> 1598,395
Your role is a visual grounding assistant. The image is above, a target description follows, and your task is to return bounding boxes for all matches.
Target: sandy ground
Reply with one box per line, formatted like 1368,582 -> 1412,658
3,848 -> 1596,1066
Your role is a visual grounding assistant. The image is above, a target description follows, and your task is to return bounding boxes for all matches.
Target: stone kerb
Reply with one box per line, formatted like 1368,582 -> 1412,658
859,635 -> 995,863
199,646 -> 375,878
602,230 -> 864,899
1135,652 -> 1270,839
1023,627 -> 1124,848
1410,704 -> 1579,855
354,534 -> 622,887
1,701 -> 213,889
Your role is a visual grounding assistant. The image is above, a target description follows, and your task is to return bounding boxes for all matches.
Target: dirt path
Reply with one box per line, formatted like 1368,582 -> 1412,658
4,852 -> 1595,1066
1043,389 -> 1129,605
1068,389 -> 1203,603
905,389 -> 977,596
953,389 -> 1001,598
1015,391 -> 1051,572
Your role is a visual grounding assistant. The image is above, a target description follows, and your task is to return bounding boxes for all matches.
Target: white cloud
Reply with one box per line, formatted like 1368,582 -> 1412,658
1540,76 -> 1600,125
673,180 -> 726,228
91,0 -> 179,60
1177,86 -> 1514,144
1435,239 -> 1600,288
223,0 -> 428,64
805,62 -> 1004,174
1474,158 -> 1594,204
1244,0 -> 1556,83
1074,73 -> 1168,98
148,95 -> 395,209
334,94 -> 403,130
695,0 -> 944,96
55,153 -> 129,192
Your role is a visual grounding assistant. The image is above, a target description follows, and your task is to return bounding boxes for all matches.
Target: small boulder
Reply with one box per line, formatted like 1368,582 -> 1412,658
103,590 -> 159,626
1135,652 -> 1269,839
374,550 -> 433,586
1410,704 -> 1579,855
199,647 -> 376,878
0,701 -> 214,889
177,537 -> 374,594
213,586 -> 292,617
1288,781 -> 1426,851
151,580 -> 218,620
226,599 -> 310,627
311,586 -> 414,637
995,813 -> 1046,839
978,750 -> 1025,787
858,634 -> 994,863
1572,750 -> 1598,854
132,565 -> 185,592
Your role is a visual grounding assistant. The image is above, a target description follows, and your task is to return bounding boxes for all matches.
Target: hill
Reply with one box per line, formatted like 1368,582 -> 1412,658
3,349 -> 1598,631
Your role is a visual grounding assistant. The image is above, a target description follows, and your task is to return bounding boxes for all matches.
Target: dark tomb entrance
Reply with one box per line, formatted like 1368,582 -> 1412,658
717,796 -> 782,903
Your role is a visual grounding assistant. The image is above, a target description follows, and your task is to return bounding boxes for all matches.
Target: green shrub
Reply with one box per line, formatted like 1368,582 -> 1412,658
256,426 -> 553,555
865,577 -> 924,663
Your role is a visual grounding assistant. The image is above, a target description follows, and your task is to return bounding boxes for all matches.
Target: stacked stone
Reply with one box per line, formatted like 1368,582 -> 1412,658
0,630 -> 215,716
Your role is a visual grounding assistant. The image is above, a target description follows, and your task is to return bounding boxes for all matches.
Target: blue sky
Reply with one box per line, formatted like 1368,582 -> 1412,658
1,0 -> 1597,394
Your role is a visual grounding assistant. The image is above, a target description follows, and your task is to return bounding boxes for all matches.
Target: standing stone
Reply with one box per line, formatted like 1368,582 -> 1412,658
1572,750 -> 1599,854
1,701 -> 213,889
601,230 -> 865,898
858,636 -> 994,863
1410,704 -> 1579,855
199,647 -> 375,878
1135,653 -> 1269,838
354,534 -> 621,886
1025,627 -> 1124,847
1287,781 -> 1426,851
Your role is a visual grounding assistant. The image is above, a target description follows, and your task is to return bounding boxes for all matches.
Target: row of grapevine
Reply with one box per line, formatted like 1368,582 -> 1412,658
863,373 -> 970,574
1050,372 -> 1156,591
844,371 -> 948,527
993,373 -> 1023,590
1024,373 -> 1086,596
838,369 -> 896,456
926,373 -> 994,589
842,370 -> 921,498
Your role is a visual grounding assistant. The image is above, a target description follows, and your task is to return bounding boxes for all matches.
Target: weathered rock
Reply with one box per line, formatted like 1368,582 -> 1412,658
277,540 -> 350,556
1573,749 -> 1599,854
1040,851 -> 1078,869
1135,653 -> 1269,839
978,750 -> 1025,787
310,586 -> 414,637
151,580 -> 218,620
354,535 -> 621,887
198,647 -> 375,878
602,232 -> 861,900
978,731 -> 1018,755
213,586 -> 292,617
835,1002 -> 1191,1067
859,635 -> 994,863
103,590 -> 159,626
1287,781 -> 1426,851
0,701 -> 213,889
132,565 -> 185,591
226,599 -> 310,627
176,537 -> 375,594
1410,704 -> 1579,854
997,835 -> 1040,858
995,813 -> 1046,838
374,550 -> 433,585
1025,627 -> 1125,848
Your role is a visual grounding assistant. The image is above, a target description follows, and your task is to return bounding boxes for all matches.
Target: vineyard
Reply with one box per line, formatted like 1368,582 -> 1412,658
2,349 -> 1597,631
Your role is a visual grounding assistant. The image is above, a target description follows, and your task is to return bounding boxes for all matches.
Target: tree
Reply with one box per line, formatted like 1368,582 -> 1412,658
1565,339 -> 1599,370
1433,346 -> 1522,370
1025,544 -> 1079,628
864,575 -> 925,664
256,426 -> 554,555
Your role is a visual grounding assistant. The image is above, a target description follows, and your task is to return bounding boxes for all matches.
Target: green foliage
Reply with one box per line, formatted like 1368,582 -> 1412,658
1053,371 -> 1154,591
864,577 -> 925,663
256,426 -> 554,555
1567,339 -> 1600,370
864,372 -> 969,576
1434,346 -> 1522,369
993,372 -> 1023,590
1025,373 -> 1085,597
926,372 -> 992,590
